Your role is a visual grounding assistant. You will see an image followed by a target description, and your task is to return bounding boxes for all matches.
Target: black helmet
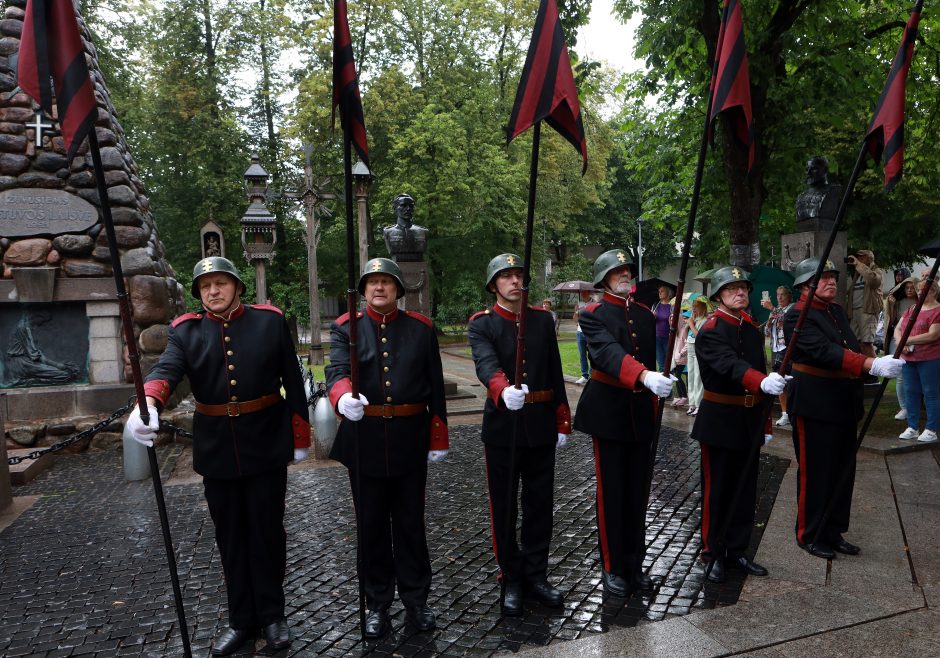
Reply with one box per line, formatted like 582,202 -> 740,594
485,253 -> 524,292
359,258 -> 405,299
191,257 -> 245,298
592,249 -> 636,288
792,257 -> 839,288
709,265 -> 753,302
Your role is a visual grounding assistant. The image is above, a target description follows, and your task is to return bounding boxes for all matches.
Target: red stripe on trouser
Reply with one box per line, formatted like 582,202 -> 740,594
795,416 -> 808,544
592,437 -> 612,573
483,447 -> 501,572
700,444 -> 712,555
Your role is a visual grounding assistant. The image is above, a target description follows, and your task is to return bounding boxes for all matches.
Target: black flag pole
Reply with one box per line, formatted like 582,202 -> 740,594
87,130 -> 192,657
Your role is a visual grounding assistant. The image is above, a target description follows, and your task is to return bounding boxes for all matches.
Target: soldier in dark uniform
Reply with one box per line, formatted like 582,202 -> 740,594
325,258 -> 448,638
573,249 -> 674,597
127,256 -> 310,656
783,258 -> 903,558
691,266 -> 786,583
467,254 -> 571,616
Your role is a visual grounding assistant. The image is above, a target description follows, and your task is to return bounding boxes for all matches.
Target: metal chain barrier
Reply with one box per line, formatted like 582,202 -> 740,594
7,396 -> 195,465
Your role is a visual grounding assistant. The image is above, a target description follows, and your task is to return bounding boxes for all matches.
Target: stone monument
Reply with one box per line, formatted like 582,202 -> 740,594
783,155 -> 848,298
383,193 -> 430,316
0,1 -> 186,451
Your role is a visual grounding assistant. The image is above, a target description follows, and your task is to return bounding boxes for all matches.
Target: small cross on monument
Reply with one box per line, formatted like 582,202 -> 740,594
28,111 -> 54,148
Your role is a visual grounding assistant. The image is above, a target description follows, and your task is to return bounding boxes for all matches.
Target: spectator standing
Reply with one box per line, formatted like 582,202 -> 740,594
845,249 -> 884,360
652,286 -> 673,371
542,298 -> 559,335
761,286 -> 795,427
885,275 -> 917,420
685,297 -> 709,416
574,290 -> 592,384
670,308 -> 690,407
895,277 -> 940,443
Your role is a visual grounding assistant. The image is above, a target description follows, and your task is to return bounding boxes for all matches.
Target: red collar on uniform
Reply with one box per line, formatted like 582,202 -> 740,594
493,303 -> 520,321
602,291 -> 630,307
796,290 -> 829,310
205,303 -> 245,322
366,305 -> 400,323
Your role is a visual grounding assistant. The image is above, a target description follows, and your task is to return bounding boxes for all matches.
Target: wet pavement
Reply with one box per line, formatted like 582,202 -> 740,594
0,424 -> 787,657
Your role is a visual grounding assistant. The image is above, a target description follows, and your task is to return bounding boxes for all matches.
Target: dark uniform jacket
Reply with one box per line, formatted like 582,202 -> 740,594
573,292 -> 656,442
144,304 -> 310,479
326,306 -> 448,477
783,295 -> 866,423
690,309 -> 768,449
467,304 -> 571,446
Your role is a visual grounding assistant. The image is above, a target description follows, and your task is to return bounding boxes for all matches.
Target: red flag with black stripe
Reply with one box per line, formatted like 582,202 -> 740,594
17,0 -> 97,161
709,0 -> 754,172
865,0 -> 922,192
508,0 -> 587,174
332,0 -> 369,168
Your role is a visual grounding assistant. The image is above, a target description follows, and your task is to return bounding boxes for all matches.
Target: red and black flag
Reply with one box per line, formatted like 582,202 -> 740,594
865,0 -> 922,192
17,0 -> 97,160
508,0 -> 587,173
332,0 -> 369,168
709,0 -> 754,171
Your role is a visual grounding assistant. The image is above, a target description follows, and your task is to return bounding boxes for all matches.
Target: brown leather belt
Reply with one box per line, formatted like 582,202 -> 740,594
792,363 -> 853,379
195,392 -> 281,417
363,403 -> 427,418
591,369 -> 647,393
524,389 -> 554,404
702,390 -> 762,408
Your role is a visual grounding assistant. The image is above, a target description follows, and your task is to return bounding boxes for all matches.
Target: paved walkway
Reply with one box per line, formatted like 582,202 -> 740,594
1,344 -> 938,657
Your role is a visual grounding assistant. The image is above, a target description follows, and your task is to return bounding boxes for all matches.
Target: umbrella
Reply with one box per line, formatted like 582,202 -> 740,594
671,291 -> 714,312
553,280 -> 595,293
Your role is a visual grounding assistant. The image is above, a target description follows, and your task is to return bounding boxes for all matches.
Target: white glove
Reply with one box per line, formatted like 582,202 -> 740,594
501,384 -> 529,411
764,434 -> 773,446
127,404 -> 159,447
870,356 -> 904,379
642,371 -> 675,398
556,433 -> 568,448
428,449 -> 448,463
760,372 -> 789,396
338,392 -> 369,421
292,448 -> 309,464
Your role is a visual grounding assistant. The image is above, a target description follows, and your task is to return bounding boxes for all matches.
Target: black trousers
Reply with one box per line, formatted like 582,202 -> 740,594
350,466 -> 431,610
203,468 -> 288,630
484,443 -> 556,584
592,437 -> 652,578
699,443 -> 757,560
792,415 -> 857,546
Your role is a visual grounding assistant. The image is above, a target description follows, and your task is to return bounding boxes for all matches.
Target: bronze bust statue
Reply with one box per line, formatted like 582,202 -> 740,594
795,155 -> 842,231
383,193 -> 428,262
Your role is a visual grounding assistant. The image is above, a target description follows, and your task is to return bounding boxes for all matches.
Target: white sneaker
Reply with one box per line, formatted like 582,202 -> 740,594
775,412 -> 791,428
894,409 -> 908,421
898,427 -> 919,440
575,376 -> 588,385
917,429 -> 938,443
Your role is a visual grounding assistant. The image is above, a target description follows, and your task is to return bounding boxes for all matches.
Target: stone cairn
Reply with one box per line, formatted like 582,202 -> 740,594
0,0 -> 188,452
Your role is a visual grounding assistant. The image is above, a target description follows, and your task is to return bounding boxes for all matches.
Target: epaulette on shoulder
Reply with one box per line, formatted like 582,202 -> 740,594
701,316 -> 719,330
468,309 -> 490,323
335,312 -> 351,326
251,303 -> 284,316
585,302 -> 601,313
404,310 -> 433,327
171,312 -> 202,328
741,311 -> 759,328
529,305 -> 549,313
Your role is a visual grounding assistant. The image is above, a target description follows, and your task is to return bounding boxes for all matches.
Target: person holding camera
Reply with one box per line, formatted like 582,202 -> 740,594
844,249 -> 884,360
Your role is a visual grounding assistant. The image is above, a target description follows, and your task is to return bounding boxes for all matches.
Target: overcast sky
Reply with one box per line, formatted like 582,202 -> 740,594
576,0 -> 644,73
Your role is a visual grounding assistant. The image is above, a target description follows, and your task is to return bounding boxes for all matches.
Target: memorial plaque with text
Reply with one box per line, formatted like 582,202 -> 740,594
0,189 -> 98,237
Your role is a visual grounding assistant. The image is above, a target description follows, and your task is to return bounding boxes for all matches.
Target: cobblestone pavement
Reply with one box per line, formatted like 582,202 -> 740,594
1,426 -> 787,657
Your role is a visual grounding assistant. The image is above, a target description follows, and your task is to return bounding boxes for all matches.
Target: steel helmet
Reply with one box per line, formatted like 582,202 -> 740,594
485,253 -> 524,292
190,257 -> 246,298
592,249 -> 636,288
792,257 -> 839,288
708,265 -> 753,302
359,258 -> 405,299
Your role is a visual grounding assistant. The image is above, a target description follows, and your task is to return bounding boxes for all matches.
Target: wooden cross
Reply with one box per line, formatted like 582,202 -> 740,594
29,112 -> 54,148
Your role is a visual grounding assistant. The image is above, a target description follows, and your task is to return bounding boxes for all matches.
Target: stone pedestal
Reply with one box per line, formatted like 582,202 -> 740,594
781,230 -> 848,300
0,393 -> 11,510
398,260 -> 430,317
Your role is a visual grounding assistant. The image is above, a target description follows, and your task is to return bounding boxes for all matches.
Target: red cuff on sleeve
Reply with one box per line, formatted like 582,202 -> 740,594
488,370 -> 511,406
618,356 -> 646,390
143,379 -> 172,407
328,377 -> 353,412
742,368 -> 766,394
429,414 -> 449,450
841,349 -> 867,378
292,412 -> 311,449
555,403 -> 572,434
